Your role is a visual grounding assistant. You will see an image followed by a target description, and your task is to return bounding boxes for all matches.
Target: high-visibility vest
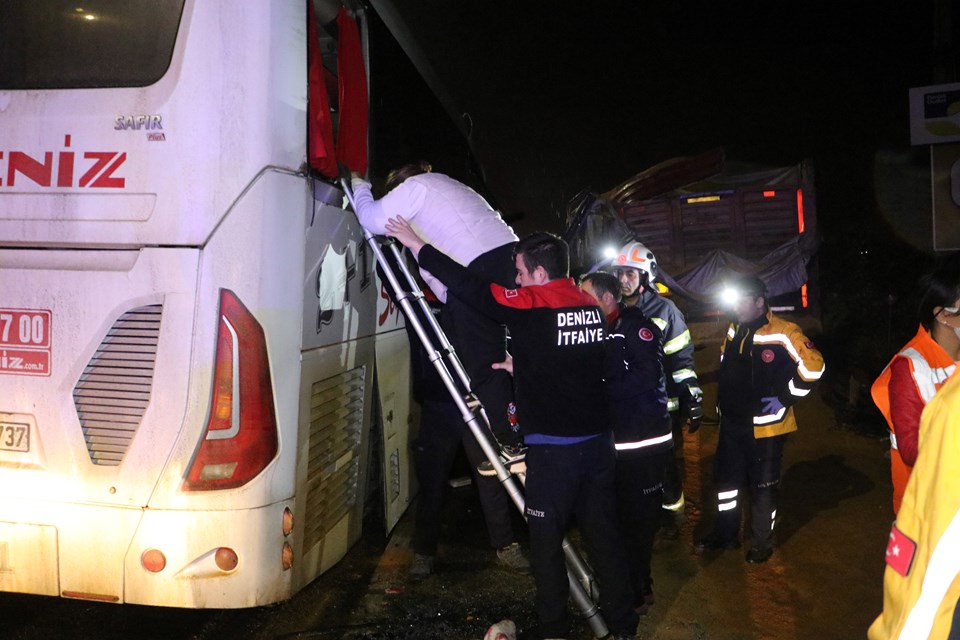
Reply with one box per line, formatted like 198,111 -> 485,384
871,325 -> 956,513
869,369 -> 960,640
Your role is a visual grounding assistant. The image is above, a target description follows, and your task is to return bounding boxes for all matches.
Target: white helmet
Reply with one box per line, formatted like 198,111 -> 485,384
614,241 -> 658,282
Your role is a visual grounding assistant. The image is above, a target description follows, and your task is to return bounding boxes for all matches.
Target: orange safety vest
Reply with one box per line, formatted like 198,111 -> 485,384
871,325 -> 956,513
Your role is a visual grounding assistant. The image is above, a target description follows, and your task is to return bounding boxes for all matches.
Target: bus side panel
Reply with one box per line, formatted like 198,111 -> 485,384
291,337 -> 376,594
293,191 -> 414,589
148,170 -> 308,511
123,340 -> 380,608
302,195 -> 382,349
374,331 -> 417,534
124,170 -> 416,604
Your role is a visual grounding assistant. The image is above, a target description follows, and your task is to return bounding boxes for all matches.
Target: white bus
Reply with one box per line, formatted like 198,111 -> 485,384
0,0 -> 417,607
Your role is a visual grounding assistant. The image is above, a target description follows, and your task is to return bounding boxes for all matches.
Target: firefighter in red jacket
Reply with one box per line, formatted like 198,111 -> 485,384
385,218 -> 639,640
695,274 -> 824,563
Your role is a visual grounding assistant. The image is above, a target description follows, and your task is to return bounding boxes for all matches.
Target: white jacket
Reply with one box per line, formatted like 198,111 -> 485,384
352,173 -> 517,301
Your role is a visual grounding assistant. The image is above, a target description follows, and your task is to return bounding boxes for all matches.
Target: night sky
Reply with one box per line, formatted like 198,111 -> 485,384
366,1 -> 956,385
369,3 -> 938,223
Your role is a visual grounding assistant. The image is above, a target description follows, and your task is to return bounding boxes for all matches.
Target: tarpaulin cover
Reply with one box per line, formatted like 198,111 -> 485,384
659,234 -> 815,302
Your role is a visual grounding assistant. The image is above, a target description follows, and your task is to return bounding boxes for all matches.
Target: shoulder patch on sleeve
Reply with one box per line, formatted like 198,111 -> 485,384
885,524 -> 917,577
492,285 -> 533,308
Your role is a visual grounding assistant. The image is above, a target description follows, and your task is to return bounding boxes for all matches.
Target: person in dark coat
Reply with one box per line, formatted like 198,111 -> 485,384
581,271 -> 672,614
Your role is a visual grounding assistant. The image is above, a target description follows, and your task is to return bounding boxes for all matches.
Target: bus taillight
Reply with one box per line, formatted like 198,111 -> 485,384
182,289 -> 279,491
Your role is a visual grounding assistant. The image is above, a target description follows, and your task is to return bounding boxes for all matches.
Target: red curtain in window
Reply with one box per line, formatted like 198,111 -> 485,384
307,1 -> 337,177
307,6 -> 369,179
335,8 -> 369,175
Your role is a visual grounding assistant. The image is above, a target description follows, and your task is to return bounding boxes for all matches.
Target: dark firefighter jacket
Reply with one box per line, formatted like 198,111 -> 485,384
631,288 -> 702,418
603,305 -> 672,460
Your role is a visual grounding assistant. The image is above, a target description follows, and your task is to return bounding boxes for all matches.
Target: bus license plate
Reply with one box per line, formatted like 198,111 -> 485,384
0,422 -> 29,452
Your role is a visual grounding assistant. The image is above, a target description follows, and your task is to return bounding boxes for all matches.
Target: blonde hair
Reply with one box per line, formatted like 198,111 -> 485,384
385,161 -> 432,192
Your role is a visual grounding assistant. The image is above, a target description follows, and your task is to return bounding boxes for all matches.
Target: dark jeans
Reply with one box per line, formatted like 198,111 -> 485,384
524,433 -> 638,637
712,421 -> 786,549
616,451 -> 668,602
411,399 -> 517,555
441,242 -> 521,447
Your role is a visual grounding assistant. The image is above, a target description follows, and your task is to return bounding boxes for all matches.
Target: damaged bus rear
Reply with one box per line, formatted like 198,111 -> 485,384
0,0 -> 415,607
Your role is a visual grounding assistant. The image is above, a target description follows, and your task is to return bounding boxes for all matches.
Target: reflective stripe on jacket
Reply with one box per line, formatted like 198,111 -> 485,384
719,310 -> 825,438
871,325 -> 956,513
869,370 -> 960,640
634,288 -> 703,415
603,306 -> 672,459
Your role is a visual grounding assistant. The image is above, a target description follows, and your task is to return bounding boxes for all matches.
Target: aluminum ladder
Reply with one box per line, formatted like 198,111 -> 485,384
340,176 -> 608,638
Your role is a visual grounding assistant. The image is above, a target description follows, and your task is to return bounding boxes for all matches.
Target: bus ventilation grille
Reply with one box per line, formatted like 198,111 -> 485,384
73,305 -> 163,466
303,366 -> 366,552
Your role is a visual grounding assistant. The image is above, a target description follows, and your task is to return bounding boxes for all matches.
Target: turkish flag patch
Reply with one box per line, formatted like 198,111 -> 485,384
885,524 -> 917,577
639,328 -> 654,342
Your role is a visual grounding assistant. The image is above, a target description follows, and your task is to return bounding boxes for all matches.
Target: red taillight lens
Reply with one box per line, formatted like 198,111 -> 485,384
182,289 -> 279,491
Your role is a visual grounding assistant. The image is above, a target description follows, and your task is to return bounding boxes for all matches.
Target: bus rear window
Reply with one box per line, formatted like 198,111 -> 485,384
0,1 -> 185,89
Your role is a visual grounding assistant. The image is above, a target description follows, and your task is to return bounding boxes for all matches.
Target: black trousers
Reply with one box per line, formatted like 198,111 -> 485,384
660,412 -> 685,512
712,421 -> 786,549
411,399 -> 517,555
524,434 -> 638,637
616,451 -> 668,603
441,242 -> 521,447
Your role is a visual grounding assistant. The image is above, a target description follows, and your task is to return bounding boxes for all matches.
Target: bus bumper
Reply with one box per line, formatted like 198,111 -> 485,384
0,498 -> 294,608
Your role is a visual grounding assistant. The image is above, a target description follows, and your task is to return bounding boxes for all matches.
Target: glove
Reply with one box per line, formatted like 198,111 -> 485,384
760,396 -> 786,415
687,403 -> 704,434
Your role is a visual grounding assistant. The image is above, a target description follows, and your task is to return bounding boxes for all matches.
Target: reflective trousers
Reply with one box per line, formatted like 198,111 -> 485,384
712,421 -> 786,549
661,412 -> 685,511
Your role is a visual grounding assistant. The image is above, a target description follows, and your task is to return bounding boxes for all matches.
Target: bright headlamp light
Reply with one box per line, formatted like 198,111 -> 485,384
720,286 -> 741,307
